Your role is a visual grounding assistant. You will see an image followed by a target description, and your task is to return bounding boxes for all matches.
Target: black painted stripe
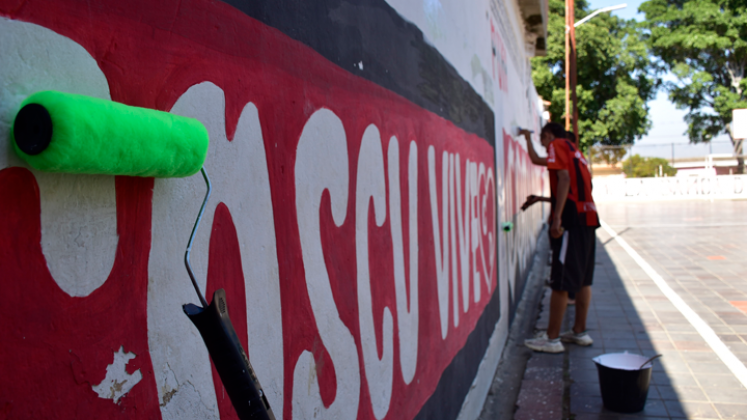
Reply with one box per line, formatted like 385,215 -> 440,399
413,281 -> 502,420
218,0 -> 496,147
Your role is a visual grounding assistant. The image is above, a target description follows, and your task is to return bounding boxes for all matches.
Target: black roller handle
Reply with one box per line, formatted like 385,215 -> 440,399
183,289 -> 276,420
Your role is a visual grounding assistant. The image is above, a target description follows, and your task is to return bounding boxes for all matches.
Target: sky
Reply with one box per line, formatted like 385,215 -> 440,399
585,0 -> 734,159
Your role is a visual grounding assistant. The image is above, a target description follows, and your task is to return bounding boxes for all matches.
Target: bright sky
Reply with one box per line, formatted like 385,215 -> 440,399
585,0 -> 733,158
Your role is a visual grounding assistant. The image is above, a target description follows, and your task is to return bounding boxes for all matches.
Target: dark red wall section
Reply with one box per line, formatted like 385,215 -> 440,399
0,167 -> 158,419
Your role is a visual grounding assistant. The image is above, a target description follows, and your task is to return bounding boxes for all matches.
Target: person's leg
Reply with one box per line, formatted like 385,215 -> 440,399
573,286 -> 591,333
525,233 -> 566,353
574,226 -> 597,333
567,290 -> 576,305
548,289 -> 569,339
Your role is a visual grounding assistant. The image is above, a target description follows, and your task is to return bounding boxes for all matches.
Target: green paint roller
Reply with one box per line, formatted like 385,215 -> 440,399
11,91 -> 276,420
12,90 -> 208,177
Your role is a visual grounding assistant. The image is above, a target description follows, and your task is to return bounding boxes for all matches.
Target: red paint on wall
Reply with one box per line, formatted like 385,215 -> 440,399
0,1 -> 499,419
205,203 -> 250,420
0,167 -> 158,419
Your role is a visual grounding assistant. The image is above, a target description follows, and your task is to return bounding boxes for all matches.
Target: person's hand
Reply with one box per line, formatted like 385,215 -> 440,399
518,128 -> 532,138
521,195 -> 539,211
550,216 -> 564,238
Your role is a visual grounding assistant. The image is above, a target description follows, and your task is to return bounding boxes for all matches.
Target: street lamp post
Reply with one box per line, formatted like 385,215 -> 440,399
565,3 -> 627,140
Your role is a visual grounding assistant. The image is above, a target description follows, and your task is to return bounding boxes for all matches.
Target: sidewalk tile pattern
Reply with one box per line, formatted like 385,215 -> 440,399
519,201 -> 747,420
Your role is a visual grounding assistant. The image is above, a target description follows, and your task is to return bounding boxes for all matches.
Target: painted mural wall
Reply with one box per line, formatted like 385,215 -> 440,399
0,0 -> 547,419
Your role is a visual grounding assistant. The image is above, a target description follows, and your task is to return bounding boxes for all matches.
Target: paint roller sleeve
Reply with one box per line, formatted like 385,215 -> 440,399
11,91 -> 209,178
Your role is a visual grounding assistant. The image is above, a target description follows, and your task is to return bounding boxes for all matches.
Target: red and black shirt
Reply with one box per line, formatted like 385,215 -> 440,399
547,138 -> 599,228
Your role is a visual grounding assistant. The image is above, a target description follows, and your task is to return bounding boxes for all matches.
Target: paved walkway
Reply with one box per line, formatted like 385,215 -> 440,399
514,200 -> 747,420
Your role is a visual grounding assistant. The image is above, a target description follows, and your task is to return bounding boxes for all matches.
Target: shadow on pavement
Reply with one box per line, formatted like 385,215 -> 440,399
566,236 -> 687,419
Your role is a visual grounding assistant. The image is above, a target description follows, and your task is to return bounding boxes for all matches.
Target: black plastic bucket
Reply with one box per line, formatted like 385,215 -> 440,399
593,353 -> 656,413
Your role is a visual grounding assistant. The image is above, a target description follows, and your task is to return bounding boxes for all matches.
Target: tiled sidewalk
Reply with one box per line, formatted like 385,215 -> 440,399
515,201 -> 747,419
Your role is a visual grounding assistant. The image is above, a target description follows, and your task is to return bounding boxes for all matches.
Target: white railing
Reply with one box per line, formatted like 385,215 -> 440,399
592,175 -> 747,201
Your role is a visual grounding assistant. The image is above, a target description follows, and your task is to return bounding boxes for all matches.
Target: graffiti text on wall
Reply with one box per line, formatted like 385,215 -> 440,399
0,1 -> 498,419
501,130 -> 545,307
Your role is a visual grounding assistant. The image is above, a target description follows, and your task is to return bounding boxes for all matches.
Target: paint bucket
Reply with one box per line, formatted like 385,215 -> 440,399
593,353 -> 657,413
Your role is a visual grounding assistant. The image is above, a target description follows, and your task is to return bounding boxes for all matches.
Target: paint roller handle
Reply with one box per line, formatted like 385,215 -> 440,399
184,289 -> 276,420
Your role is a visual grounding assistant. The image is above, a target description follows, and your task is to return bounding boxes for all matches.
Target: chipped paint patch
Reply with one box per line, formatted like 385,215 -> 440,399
92,346 -> 143,403
160,387 -> 178,407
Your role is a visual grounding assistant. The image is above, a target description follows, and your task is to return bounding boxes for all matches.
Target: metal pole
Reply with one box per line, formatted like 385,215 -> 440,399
565,0 -> 571,131
570,6 -> 578,140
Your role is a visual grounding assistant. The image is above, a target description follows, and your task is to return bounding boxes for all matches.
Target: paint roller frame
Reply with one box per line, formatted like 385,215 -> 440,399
182,168 -> 276,420
11,94 -> 275,420
185,167 -> 212,308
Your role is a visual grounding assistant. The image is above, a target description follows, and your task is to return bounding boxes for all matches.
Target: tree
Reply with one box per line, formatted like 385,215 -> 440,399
591,145 -> 629,165
531,0 -> 657,152
622,154 -> 678,177
640,0 -> 747,173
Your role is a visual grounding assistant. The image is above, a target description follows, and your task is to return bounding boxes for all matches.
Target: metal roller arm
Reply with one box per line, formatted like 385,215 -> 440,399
184,167 -> 212,308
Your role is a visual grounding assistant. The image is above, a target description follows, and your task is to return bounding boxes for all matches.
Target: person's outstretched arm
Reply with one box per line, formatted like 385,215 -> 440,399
519,129 -> 547,166
521,194 -> 551,211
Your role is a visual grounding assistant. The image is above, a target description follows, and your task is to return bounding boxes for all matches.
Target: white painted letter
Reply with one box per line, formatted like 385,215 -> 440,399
150,83 -> 284,420
389,138 -> 419,384
470,161 -> 482,297
292,109 -> 360,420
356,125 -> 394,419
454,154 -> 471,312
428,146 -> 450,339
448,153 -> 459,327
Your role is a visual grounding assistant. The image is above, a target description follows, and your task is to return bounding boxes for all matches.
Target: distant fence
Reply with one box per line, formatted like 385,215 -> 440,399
591,141 -> 736,168
593,175 -> 747,201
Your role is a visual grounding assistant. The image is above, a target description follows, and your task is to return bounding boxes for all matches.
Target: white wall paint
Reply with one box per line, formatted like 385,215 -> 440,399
389,138 -> 420,385
292,108 -> 362,420
148,82 -> 284,420
0,17 -> 118,297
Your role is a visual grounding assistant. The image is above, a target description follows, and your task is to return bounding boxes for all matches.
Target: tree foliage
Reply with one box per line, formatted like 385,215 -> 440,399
622,154 -> 678,177
640,0 -> 747,171
591,146 -> 629,165
531,0 -> 657,151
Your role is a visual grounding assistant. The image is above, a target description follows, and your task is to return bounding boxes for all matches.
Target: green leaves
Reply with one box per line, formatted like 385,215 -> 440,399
622,154 -> 678,177
530,0 -> 656,150
641,0 -> 747,144
589,80 -> 652,144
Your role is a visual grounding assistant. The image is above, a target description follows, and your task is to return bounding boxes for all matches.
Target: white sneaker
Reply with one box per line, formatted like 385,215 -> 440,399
560,330 -> 593,346
525,332 -> 565,353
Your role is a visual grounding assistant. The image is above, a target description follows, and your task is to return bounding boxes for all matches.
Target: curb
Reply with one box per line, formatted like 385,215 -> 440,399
478,226 -> 552,420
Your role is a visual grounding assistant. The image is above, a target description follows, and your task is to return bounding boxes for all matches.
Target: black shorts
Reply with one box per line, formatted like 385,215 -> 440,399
549,226 -> 597,293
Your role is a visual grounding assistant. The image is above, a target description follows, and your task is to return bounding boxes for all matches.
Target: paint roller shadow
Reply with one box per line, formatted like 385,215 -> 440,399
565,235 -> 686,418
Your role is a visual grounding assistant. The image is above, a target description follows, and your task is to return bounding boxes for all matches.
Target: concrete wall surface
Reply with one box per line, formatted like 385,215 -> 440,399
0,0 -> 547,418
